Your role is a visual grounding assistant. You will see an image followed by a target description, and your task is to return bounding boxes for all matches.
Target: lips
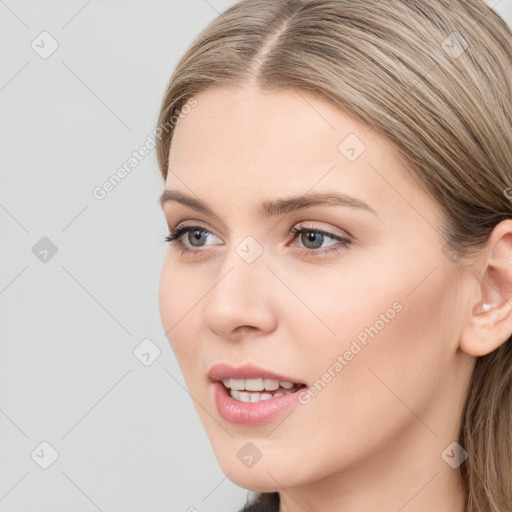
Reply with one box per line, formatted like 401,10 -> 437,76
207,362 -> 306,385
208,363 -> 308,424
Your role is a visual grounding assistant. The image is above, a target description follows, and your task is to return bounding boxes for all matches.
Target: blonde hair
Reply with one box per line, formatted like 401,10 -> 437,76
155,1 -> 512,510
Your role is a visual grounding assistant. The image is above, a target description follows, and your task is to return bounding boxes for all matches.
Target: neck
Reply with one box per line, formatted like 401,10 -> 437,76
278,421 -> 467,512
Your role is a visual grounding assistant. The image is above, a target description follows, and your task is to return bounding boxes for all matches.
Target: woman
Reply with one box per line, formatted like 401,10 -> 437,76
156,1 -> 512,510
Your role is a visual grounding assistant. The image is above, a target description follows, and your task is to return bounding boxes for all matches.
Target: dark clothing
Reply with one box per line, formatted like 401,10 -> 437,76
238,492 -> 280,512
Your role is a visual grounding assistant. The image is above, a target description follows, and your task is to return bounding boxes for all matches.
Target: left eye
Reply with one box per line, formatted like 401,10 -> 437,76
164,224 -> 351,257
290,225 -> 344,250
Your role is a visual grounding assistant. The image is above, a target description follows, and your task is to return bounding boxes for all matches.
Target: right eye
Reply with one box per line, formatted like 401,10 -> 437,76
165,225 -> 223,254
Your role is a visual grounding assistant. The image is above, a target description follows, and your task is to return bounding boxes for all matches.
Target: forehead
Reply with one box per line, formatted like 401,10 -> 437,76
169,85 -> 381,171
166,85 -> 438,224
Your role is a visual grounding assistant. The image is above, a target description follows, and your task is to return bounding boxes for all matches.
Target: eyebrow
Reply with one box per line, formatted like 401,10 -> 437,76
159,189 -> 377,218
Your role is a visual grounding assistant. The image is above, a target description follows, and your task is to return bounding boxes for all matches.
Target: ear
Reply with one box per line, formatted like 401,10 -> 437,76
459,219 -> 512,357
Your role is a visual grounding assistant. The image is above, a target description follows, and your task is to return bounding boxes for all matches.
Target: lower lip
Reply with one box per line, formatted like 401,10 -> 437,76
211,382 -> 305,425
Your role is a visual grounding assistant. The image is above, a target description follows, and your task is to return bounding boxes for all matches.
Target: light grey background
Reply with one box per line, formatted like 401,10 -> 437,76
1,1 -> 511,511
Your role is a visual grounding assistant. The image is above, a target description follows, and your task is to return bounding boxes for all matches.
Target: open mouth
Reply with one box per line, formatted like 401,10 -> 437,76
221,378 -> 307,403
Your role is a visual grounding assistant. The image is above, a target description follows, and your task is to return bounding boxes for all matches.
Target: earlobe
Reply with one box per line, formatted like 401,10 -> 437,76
459,220 -> 512,357
460,301 -> 512,357
472,302 -> 496,315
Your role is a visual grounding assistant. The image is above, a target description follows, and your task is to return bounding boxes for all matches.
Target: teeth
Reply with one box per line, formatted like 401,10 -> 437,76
263,379 -> 280,390
221,378 -> 297,391
245,378 -> 264,391
229,388 -> 294,402
229,378 -> 245,390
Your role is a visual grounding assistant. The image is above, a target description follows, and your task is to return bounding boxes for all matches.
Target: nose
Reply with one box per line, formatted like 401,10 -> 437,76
202,246 -> 278,342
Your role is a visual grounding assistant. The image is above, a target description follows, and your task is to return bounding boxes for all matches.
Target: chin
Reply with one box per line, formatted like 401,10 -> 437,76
225,470 -> 284,493
214,450 -> 305,492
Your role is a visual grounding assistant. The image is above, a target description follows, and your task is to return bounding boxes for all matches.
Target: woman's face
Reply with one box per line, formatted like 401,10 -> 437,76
159,85 -> 474,492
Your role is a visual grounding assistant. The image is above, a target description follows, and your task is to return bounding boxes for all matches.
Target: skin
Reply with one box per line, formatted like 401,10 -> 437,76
158,84 -> 512,512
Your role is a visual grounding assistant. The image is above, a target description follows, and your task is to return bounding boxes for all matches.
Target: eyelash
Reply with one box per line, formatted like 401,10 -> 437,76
164,223 -> 351,258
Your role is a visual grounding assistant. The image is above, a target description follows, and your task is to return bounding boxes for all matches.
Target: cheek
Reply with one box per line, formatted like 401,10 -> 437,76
317,261 -> 458,400
254,263 -> 460,477
294,245 -> 459,378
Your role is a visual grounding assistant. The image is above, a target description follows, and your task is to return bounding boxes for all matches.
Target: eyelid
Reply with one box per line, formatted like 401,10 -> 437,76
289,221 -> 351,240
171,220 -> 348,240
171,220 -> 222,236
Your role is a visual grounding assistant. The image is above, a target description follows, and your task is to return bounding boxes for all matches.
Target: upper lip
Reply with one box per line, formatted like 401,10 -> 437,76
208,363 -> 305,385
